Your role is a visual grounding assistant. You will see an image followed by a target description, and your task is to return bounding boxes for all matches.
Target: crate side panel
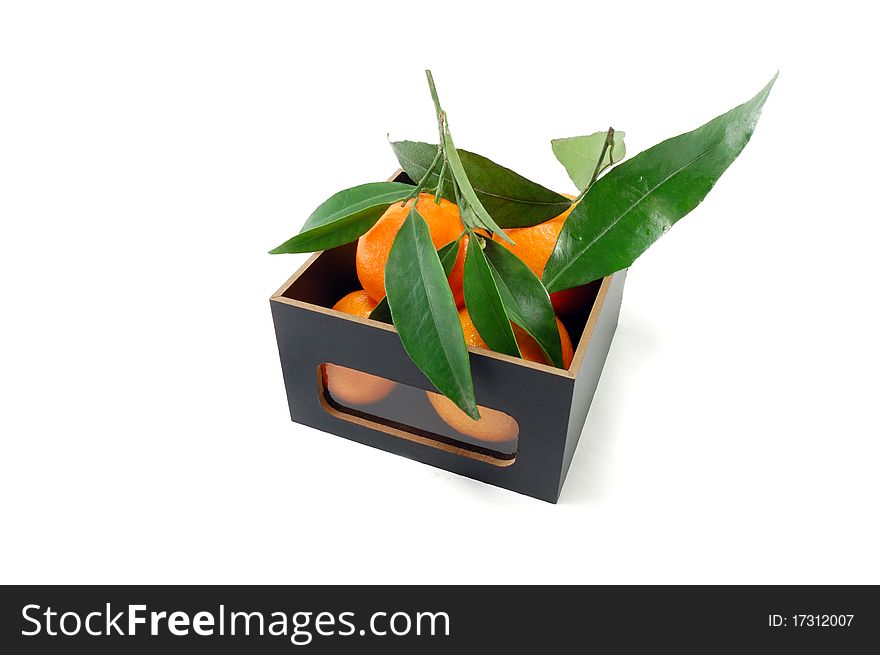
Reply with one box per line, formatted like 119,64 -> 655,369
558,269 -> 627,497
271,297 -> 574,502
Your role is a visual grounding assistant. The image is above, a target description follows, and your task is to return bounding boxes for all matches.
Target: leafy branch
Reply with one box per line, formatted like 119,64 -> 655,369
419,71 -> 515,243
543,74 -> 777,293
575,127 -> 616,202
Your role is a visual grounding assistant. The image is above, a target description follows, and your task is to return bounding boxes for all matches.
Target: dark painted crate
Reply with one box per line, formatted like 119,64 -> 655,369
270,178 -> 626,503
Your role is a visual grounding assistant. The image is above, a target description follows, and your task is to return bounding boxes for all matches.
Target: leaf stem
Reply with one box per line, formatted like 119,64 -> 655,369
451,175 -> 463,211
451,177 -> 477,231
575,127 -> 615,202
426,69 -> 449,201
434,159 -> 447,203
402,146 -> 442,205
424,70 -> 506,241
425,70 -> 447,144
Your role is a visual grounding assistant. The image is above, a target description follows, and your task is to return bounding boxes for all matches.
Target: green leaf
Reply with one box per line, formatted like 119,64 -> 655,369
269,181 -> 414,254
442,132 -> 515,244
436,235 -> 463,276
385,207 -> 479,419
391,140 -> 572,228
483,240 -> 563,368
463,236 -> 521,358
367,297 -> 392,324
543,75 -> 777,293
369,236 -> 462,324
551,130 -> 626,191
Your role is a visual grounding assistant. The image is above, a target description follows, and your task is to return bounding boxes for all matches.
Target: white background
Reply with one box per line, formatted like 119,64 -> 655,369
2,1 -> 878,584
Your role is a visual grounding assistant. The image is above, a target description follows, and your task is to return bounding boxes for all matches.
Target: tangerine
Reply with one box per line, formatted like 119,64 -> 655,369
426,392 -> 519,443
456,307 -> 574,369
324,290 -> 396,405
357,194 -> 466,306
